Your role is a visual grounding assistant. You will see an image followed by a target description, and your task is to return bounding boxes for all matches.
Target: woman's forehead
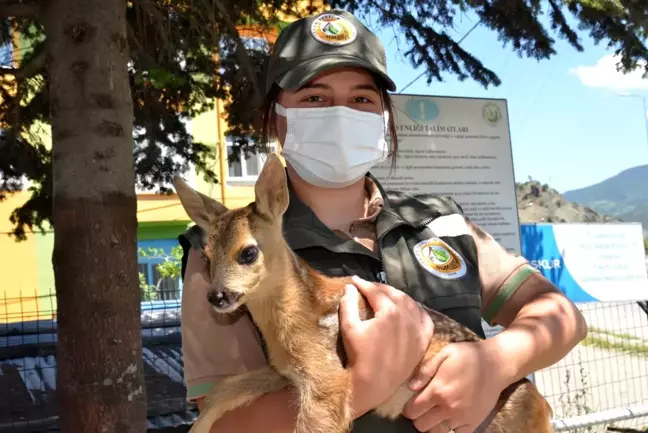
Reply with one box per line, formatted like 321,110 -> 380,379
308,67 -> 376,85
276,68 -> 380,100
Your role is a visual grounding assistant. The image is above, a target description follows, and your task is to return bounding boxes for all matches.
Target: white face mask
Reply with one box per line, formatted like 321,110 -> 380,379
275,103 -> 389,188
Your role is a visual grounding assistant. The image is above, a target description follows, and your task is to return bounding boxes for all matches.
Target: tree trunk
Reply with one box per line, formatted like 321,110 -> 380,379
44,0 -> 146,432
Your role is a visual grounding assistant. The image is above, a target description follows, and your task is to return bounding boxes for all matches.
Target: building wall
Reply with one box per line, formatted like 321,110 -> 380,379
0,91 -> 263,323
0,193 -> 42,322
0,195 -> 192,323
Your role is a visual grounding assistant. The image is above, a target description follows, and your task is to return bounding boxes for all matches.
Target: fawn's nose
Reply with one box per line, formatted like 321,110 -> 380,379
207,289 -> 242,309
207,290 -> 226,307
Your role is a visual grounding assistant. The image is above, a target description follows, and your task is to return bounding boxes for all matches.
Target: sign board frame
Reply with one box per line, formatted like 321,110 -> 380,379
371,93 -> 523,255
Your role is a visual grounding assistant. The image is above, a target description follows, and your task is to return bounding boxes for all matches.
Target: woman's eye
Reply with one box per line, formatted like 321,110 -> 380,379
354,96 -> 372,103
304,95 -> 324,103
238,245 -> 259,265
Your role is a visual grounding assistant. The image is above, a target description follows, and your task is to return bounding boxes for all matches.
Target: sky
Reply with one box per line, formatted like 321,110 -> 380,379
365,10 -> 648,194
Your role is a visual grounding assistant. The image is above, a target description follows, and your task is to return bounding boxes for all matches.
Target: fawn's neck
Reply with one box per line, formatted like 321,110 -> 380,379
245,246 -> 316,357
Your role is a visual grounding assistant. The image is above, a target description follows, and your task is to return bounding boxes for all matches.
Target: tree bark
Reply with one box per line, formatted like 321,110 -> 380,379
44,0 -> 146,432
0,0 -> 42,18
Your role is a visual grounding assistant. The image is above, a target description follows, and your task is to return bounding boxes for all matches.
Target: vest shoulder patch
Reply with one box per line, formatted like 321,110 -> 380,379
425,213 -> 470,238
413,237 -> 467,280
383,190 -> 465,223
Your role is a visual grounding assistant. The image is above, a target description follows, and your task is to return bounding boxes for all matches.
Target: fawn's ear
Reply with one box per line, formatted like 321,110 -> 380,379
173,176 -> 227,231
254,153 -> 289,219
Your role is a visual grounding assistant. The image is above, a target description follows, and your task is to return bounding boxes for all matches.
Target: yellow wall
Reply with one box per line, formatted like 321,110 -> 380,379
0,192 -> 42,322
0,192 -> 192,323
191,97 -> 262,209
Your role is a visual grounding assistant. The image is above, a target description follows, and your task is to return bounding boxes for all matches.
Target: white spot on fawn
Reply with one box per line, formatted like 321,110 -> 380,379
318,313 -> 338,330
318,313 -> 340,359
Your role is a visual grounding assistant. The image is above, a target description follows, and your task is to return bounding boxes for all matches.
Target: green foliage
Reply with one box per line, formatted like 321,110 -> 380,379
1,0 -> 647,239
137,246 -> 183,302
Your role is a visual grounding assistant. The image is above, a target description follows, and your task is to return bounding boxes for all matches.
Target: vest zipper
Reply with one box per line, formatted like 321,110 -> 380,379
377,216 -> 436,244
417,217 -> 436,229
376,222 -> 406,284
376,217 -> 436,284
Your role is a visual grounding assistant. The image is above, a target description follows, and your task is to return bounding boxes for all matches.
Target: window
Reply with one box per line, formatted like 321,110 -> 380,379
0,41 -> 12,69
242,37 -> 269,52
137,239 -> 183,303
226,136 -> 276,182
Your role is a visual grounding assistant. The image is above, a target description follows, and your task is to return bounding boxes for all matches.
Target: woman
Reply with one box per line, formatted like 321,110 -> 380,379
178,9 -> 588,433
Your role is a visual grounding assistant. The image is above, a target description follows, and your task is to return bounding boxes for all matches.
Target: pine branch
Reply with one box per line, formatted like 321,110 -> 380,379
212,0 -> 263,108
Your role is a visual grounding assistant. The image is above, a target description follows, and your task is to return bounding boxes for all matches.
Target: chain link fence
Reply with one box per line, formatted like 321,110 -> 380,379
2,291 -> 648,432
0,292 -> 192,433
539,301 -> 648,433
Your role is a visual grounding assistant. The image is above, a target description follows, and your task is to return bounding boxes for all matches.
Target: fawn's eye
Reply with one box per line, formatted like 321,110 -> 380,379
238,245 -> 259,265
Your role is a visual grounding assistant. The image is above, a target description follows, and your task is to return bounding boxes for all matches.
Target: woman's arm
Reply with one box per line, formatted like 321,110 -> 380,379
196,370 -> 378,433
485,273 -> 588,384
196,389 -> 298,433
401,219 -> 587,432
470,218 -> 588,381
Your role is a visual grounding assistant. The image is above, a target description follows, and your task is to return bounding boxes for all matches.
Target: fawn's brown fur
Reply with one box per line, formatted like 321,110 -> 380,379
174,153 -> 555,433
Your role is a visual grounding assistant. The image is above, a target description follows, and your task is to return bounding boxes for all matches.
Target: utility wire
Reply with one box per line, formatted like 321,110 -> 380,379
399,20 -> 482,94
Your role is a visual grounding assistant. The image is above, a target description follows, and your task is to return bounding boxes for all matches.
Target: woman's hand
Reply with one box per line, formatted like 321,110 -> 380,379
339,276 -> 435,417
402,340 -> 510,432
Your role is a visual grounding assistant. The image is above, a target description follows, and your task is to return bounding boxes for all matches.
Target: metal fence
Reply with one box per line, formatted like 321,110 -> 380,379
540,301 -> 648,432
1,291 -> 648,432
0,291 -> 192,433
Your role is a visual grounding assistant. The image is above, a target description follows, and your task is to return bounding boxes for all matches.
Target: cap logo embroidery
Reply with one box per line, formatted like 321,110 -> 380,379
310,14 -> 357,46
413,238 -> 467,280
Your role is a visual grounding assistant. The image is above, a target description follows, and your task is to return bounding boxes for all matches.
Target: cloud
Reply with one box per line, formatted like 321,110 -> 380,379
569,54 -> 648,91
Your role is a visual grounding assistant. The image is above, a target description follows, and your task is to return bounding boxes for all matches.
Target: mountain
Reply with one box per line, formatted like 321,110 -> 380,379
516,181 -> 619,224
563,165 -> 648,231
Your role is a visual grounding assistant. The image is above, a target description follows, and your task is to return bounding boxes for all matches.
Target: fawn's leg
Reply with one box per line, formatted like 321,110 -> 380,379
188,367 -> 288,433
294,368 -> 354,433
477,379 -> 555,433
375,336 -> 451,419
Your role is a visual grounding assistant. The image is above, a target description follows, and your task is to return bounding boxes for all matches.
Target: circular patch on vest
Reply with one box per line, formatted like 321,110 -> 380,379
310,14 -> 357,46
413,238 -> 467,280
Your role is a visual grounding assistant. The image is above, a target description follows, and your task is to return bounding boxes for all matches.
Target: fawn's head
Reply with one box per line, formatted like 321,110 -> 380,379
173,153 -> 290,314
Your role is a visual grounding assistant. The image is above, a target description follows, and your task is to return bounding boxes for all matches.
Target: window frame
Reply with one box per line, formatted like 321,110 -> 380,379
225,136 -> 277,183
137,239 -> 183,307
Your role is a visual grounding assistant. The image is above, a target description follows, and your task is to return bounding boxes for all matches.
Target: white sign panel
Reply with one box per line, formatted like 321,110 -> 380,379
521,223 -> 648,302
372,94 -> 521,254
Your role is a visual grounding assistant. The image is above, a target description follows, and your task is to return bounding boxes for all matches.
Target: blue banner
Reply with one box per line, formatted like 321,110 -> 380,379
520,223 -> 648,303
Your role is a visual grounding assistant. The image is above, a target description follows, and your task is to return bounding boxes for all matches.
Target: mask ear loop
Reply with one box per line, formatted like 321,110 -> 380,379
275,103 -> 288,116
274,103 -> 296,151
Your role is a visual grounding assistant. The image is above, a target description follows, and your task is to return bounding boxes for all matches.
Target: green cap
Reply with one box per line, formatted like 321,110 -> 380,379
265,10 -> 397,94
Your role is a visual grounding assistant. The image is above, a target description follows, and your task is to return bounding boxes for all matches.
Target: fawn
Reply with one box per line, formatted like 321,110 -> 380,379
174,152 -> 555,433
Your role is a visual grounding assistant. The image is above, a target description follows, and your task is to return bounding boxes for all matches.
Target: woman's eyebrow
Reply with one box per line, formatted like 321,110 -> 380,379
352,84 -> 380,94
295,83 -> 379,93
296,82 -> 331,92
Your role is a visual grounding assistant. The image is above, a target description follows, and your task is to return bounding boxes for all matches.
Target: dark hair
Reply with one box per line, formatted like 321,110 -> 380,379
259,76 -> 399,168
